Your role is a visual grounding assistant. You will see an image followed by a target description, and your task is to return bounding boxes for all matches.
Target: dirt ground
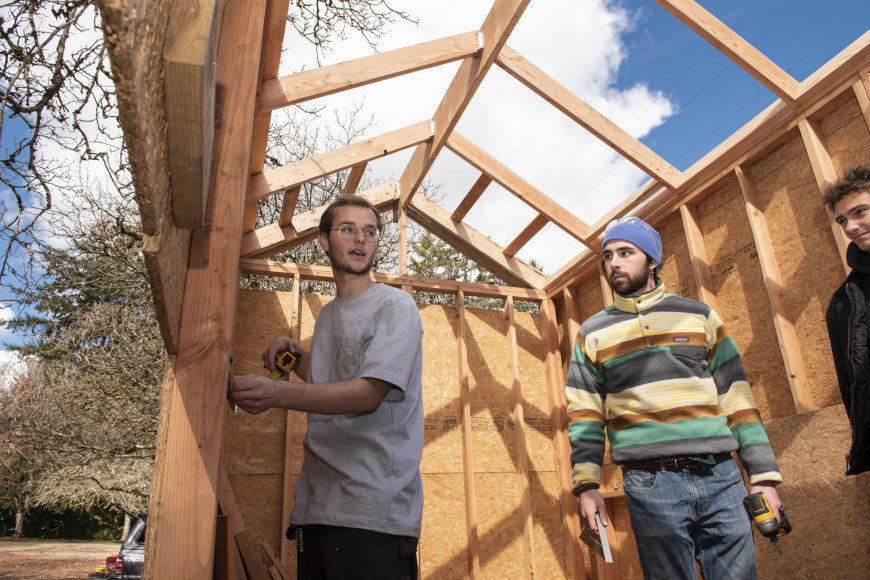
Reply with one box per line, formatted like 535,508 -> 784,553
0,539 -> 120,580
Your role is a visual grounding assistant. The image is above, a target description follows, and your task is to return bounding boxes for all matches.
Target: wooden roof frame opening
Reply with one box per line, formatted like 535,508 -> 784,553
95,0 -> 870,576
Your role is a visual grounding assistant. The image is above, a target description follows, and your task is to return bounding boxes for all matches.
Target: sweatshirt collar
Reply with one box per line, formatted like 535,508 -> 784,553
847,242 -> 870,275
613,280 -> 666,313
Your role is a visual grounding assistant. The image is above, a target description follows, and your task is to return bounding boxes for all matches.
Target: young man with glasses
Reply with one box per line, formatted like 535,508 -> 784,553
823,166 -> 870,476
230,195 -> 424,579
566,217 -> 782,579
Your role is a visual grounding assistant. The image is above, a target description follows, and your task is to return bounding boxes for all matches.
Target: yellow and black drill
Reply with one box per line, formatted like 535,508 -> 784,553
743,491 -> 791,554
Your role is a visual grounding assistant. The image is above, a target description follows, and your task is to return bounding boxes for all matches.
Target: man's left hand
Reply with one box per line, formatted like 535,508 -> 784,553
750,482 -> 782,524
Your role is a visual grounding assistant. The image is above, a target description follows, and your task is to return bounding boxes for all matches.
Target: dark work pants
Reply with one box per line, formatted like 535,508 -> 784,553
294,524 -> 418,580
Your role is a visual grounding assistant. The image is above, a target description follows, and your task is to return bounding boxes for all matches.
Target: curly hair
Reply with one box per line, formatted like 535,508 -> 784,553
822,166 -> 870,210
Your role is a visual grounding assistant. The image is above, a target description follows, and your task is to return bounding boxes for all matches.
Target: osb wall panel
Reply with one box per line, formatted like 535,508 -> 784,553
759,405 -> 870,578
748,132 -> 842,409
230,290 -> 570,578
577,270 -> 606,323
820,95 -> 870,177
697,183 -> 793,420
657,210 -> 698,302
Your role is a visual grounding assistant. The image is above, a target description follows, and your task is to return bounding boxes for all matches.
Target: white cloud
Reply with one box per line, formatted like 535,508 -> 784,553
277,0 -> 676,274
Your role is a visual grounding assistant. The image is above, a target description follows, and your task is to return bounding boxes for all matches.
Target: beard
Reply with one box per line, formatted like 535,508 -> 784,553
329,247 -> 376,276
610,267 -> 651,297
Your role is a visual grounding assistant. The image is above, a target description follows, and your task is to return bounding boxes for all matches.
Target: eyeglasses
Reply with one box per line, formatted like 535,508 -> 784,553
605,216 -> 640,232
332,225 -> 380,243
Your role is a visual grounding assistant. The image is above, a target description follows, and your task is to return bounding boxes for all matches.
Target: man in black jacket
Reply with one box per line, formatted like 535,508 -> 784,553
824,166 -> 870,476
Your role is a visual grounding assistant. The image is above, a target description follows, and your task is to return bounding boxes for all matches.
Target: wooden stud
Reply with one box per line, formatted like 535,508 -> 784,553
241,182 -> 399,258
504,297 -> 537,580
256,31 -> 482,113
342,163 -> 367,196
248,121 -> 432,204
679,204 -> 719,311
163,0 -> 222,229
398,208 -> 408,275
798,118 -> 850,271
399,0 -> 532,210
735,165 -> 816,414
853,72 -> 870,134
563,286 -> 582,344
248,0 -> 292,175
653,0 -> 799,106
504,214 -> 549,258
280,274 -> 301,566
239,258 -> 548,301
213,515 -> 235,580
452,174 -> 492,222
447,132 -> 591,241
456,290 -> 481,579
497,46 -> 682,190
599,498 -> 621,580
539,298 -> 586,579
598,263 -> 613,308
148,0 -> 267,575
277,186 -> 300,229
407,193 -> 547,288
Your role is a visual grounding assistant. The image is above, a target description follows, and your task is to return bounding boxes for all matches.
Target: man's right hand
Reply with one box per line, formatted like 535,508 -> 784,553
262,336 -> 302,372
579,489 -> 609,532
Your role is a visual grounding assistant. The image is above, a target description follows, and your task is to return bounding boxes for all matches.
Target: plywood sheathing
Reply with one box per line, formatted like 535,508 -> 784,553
747,133 -> 841,410
820,95 -> 870,186
758,405 -> 870,578
229,289 -> 582,577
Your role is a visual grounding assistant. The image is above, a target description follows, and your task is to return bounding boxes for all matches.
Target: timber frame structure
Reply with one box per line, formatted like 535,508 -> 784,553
95,0 -> 870,578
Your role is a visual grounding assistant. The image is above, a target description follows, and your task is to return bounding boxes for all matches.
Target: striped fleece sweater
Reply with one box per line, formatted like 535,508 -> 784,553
566,282 -> 782,494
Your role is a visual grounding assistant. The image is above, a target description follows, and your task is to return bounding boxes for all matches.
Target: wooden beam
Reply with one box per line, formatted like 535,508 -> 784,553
398,209 -> 408,275
598,262 -> 613,308
398,0 -> 532,209
797,30 -> 870,103
239,258 -> 549,301
280,275 -> 300,566
496,45 -> 682,190
240,182 -> 399,258
149,0 -> 266,575
248,121 -> 431,203
653,0 -> 799,106
447,132 -> 590,241
798,118 -> 850,271
256,31 -> 481,113
452,174 -> 492,222
679,204 -> 719,311
277,186 -> 300,229
406,193 -> 547,288
249,0 -> 292,175
164,0 -> 222,229
504,297 -> 537,580
342,163 -> 367,195
735,165 -> 816,414
504,214 -> 548,257
854,73 -> 870,135
540,298 -> 586,579
456,290 -> 481,579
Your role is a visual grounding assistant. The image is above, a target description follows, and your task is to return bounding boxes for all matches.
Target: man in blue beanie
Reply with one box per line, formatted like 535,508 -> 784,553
565,216 -> 783,579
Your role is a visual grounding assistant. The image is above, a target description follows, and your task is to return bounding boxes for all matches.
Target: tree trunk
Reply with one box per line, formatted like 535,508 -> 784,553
121,514 -> 131,542
13,495 -> 31,539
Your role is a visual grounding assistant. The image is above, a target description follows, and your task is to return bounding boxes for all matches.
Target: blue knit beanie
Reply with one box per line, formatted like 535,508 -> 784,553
602,217 -> 662,271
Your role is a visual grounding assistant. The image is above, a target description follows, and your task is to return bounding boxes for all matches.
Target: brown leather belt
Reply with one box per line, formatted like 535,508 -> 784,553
620,453 -> 731,471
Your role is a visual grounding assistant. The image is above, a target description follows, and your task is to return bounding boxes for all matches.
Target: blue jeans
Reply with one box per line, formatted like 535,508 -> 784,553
622,457 -> 756,580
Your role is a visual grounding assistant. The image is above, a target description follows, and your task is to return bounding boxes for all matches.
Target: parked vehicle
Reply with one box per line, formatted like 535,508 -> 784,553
88,509 -> 147,580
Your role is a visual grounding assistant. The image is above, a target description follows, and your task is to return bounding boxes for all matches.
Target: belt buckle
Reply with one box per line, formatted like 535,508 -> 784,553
662,457 -> 678,469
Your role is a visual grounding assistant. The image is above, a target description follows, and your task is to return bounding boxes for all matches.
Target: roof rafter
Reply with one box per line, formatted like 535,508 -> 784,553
406,193 -> 546,289
398,0 -> 532,211
256,31 -> 482,113
653,0 -> 799,106
451,174 -> 492,222
496,45 -> 682,190
504,214 -> 548,257
446,131 -> 590,241
246,121 -> 432,206
240,182 -> 399,258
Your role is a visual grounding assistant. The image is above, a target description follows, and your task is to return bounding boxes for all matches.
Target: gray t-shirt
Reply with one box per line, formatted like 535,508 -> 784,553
289,283 -> 424,537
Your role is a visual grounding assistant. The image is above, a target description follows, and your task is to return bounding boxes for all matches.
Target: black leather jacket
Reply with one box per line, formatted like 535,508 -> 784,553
826,242 -> 870,475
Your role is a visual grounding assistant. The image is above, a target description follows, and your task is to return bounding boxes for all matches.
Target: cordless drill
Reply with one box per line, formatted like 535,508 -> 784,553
743,491 -> 791,554
267,350 -> 300,379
